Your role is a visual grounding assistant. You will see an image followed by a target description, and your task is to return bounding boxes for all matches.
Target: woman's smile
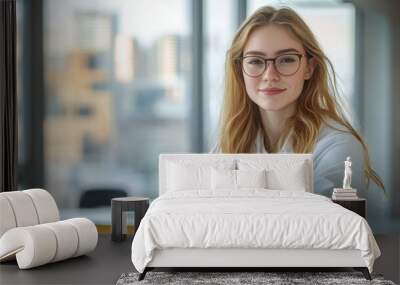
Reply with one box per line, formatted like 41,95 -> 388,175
258,87 -> 287,96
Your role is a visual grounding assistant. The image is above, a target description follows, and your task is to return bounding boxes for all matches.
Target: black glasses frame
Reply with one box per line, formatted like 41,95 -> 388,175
237,53 -> 304,77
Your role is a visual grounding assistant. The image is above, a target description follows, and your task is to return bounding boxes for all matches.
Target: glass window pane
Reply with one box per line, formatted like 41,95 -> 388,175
44,0 -> 192,219
204,0 -> 237,150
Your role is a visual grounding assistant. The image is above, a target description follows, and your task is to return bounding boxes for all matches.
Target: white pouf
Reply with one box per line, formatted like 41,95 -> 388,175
0,189 -> 98,269
0,218 -> 98,269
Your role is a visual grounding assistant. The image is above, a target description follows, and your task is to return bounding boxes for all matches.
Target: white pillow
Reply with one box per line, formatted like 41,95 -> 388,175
166,159 -> 235,192
236,169 -> 267,188
211,168 -> 267,190
266,165 -> 308,191
238,159 -> 310,192
167,162 -> 210,191
211,168 -> 236,190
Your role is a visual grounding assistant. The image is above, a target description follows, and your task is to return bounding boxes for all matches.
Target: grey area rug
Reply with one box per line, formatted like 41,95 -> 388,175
116,271 -> 397,285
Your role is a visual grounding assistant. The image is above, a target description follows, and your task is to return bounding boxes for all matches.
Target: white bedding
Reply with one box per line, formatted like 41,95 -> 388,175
131,189 -> 380,273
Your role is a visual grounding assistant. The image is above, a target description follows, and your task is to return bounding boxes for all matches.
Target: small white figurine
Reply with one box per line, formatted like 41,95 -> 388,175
342,156 -> 352,189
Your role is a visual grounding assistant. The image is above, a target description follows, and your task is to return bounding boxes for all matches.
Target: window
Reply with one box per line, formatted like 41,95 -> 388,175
204,0 -> 237,150
43,0 -> 192,210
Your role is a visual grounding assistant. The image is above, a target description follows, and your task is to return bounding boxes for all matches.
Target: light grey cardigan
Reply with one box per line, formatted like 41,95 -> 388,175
210,121 -> 367,198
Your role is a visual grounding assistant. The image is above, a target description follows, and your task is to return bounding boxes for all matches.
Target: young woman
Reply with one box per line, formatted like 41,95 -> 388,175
211,6 -> 384,197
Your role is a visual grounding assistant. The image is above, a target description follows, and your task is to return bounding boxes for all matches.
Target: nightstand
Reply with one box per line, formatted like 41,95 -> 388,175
111,197 -> 149,242
332,198 -> 366,218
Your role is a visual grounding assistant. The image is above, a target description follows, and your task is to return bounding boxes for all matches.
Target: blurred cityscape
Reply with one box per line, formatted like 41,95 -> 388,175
44,8 -> 191,207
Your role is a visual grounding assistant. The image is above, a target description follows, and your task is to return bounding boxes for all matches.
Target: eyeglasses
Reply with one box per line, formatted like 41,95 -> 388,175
238,53 -> 304,77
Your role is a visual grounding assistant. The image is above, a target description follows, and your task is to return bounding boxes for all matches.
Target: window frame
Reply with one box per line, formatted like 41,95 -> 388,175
18,0 -> 45,189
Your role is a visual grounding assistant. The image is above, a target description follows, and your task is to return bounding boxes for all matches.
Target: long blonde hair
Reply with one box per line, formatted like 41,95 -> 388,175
217,6 -> 384,191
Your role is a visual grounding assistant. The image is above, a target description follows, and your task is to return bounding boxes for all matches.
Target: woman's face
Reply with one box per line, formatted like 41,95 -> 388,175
242,24 -> 314,113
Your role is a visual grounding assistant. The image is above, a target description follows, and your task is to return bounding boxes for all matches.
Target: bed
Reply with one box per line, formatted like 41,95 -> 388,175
131,153 -> 380,281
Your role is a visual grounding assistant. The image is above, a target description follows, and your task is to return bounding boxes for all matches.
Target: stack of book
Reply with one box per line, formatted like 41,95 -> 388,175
332,188 -> 358,200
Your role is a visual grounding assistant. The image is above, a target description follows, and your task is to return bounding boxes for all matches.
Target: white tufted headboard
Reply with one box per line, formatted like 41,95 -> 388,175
159,153 -> 313,195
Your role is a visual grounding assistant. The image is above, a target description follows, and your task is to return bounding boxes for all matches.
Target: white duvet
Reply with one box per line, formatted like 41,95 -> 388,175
131,189 -> 380,273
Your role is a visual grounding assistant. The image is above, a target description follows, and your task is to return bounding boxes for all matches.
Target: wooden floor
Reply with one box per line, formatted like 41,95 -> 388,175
373,233 -> 400,284
0,234 -> 398,285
